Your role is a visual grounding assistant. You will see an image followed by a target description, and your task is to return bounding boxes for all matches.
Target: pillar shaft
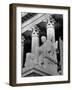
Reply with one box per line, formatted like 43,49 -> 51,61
31,25 -> 39,63
46,19 -> 55,42
32,36 -> 39,55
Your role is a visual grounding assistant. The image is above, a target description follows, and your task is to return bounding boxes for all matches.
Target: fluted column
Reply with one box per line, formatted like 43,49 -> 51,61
46,16 -> 55,42
31,25 -> 40,64
46,16 -> 57,61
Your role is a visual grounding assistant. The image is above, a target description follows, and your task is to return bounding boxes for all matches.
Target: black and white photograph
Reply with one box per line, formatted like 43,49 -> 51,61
21,13 -> 63,77
9,4 -> 70,86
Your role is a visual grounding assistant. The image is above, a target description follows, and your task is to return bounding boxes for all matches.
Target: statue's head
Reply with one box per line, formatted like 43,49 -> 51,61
41,36 -> 46,43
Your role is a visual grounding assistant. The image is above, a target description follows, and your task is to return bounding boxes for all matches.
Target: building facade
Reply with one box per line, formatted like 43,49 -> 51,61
21,13 -> 63,77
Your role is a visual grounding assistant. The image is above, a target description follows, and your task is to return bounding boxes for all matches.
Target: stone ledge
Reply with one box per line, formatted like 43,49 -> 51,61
22,64 -> 59,77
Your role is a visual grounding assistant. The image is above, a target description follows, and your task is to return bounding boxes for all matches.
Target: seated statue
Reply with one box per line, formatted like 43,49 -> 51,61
38,36 -> 57,69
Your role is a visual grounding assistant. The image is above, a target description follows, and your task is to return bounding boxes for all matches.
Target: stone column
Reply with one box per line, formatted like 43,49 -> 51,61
46,16 -> 57,61
46,16 -> 55,42
31,25 -> 39,64
21,35 -> 25,68
59,37 -> 63,74
45,15 -> 58,75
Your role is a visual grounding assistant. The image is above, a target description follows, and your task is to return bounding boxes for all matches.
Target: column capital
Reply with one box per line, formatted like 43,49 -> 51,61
47,15 -> 56,28
31,25 -> 40,37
